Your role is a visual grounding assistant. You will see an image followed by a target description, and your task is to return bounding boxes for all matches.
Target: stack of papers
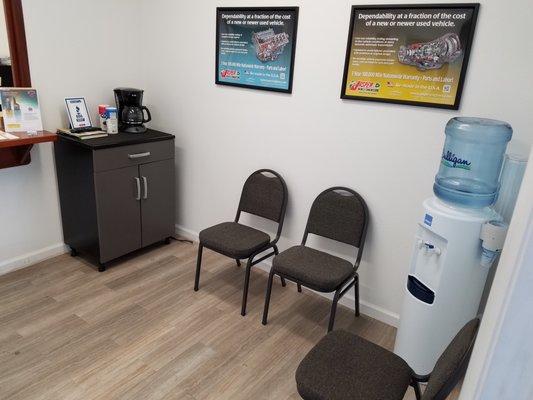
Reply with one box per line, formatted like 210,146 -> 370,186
58,128 -> 108,140
0,131 -> 18,140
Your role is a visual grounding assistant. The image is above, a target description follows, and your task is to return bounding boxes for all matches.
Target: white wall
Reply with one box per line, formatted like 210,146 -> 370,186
460,152 -> 533,399
139,0 -> 533,324
0,0 -> 143,273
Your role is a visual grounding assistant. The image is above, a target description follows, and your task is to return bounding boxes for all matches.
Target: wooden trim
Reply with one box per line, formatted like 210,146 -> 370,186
3,0 -> 31,87
0,1 -> 37,169
0,131 -> 56,169
0,131 -> 57,149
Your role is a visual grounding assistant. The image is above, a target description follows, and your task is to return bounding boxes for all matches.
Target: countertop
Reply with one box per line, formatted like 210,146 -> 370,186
56,129 -> 174,150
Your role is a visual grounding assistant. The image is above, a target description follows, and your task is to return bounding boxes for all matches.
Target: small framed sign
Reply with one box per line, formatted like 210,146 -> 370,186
64,97 -> 92,129
341,4 -> 479,109
215,7 -> 299,93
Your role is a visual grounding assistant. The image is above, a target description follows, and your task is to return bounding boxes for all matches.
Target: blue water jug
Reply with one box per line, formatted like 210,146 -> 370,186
433,117 -> 513,208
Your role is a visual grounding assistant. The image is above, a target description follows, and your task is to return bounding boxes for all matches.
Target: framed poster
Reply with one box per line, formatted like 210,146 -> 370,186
341,4 -> 479,109
216,7 -> 299,93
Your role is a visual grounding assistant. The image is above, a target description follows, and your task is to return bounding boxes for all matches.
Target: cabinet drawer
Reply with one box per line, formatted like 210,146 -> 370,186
93,140 -> 174,172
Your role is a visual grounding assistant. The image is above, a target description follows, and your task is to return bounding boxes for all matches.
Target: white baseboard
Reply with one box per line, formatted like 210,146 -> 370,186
0,243 -> 68,276
175,224 -> 399,327
175,224 -> 199,242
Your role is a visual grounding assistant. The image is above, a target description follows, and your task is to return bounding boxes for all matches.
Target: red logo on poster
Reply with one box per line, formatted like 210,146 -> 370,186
221,69 -> 240,79
349,80 -> 381,92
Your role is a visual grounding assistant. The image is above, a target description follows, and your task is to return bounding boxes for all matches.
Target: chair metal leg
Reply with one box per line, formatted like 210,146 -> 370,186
297,283 -> 302,293
327,289 -> 341,332
194,245 -> 203,291
354,275 -> 360,317
411,380 -> 422,400
273,245 -> 285,287
241,259 -> 252,316
236,259 -> 241,267
262,269 -> 275,325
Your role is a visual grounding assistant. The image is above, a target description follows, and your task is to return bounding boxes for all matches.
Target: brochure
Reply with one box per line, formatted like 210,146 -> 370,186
0,88 -> 43,133
0,131 -> 18,140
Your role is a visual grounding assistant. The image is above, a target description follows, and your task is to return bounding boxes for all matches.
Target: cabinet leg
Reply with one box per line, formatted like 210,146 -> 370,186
98,263 -> 107,272
70,248 -> 78,257
164,237 -> 172,245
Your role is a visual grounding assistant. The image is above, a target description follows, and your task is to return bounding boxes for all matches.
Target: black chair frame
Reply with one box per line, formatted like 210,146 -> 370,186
295,317 -> 480,400
194,169 -> 288,317
408,320 -> 479,400
262,186 -> 369,332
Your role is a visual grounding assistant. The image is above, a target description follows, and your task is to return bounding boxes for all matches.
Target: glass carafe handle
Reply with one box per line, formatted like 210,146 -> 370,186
142,106 -> 152,123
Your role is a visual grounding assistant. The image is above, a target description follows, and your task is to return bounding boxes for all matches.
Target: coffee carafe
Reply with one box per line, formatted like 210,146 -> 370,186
114,88 -> 151,133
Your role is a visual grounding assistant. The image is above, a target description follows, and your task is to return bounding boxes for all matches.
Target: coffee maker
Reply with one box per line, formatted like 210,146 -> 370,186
114,88 -> 151,133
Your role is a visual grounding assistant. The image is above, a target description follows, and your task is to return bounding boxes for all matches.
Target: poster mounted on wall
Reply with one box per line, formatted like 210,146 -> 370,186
341,4 -> 479,109
216,7 -> 299,93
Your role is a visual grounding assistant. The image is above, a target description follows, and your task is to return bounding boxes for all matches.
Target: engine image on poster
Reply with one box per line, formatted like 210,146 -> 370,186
216,8 -> 298,93
252,29 -> 290,62
341,5 -> 479,109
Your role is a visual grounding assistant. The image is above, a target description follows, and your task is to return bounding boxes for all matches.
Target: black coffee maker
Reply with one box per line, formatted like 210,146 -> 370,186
114,88 -> 151,133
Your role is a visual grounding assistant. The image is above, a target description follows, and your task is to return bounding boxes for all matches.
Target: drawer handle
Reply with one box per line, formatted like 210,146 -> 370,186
134,177 -> 141,200
128,152 -> 151,159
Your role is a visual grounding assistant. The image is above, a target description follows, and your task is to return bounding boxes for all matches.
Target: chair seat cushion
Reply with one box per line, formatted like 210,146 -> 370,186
199,222 -> 270,259
272,245 -> 353,292
296,330 -> 412,400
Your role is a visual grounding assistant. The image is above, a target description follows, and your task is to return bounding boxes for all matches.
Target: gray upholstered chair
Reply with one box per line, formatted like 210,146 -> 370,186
262,187 -> 368,332
295,318 -> 480,400
194,169 -> 288,316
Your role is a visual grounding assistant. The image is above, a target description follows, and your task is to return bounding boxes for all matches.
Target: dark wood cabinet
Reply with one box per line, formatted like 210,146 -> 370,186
139,159 -> 175,247
93,165 -> 143,263
54,129 -> 175,271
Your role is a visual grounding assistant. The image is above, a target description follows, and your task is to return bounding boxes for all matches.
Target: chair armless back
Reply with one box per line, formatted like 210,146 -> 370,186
421,318 -> 480,400
304,187 -> 368,249
237,169 -> 288,226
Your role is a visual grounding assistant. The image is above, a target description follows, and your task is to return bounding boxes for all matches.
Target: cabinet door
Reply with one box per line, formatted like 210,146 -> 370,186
94,165 -> 142,262
139,159 -> 175,246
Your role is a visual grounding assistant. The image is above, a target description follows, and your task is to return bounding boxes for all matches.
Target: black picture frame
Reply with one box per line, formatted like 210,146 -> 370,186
64,97 -> 93,129
341,3 -> 480,109
215,7 -> 299,94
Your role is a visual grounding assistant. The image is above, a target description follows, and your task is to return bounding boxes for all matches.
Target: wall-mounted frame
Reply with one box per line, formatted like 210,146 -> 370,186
0,0 -> 57,171
341,4 -> 479,109
215,7 -> 299,93
3,0 -> 31,87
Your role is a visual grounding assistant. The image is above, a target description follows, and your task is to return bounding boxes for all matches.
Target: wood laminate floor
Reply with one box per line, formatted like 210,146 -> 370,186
0,241 -> 459,399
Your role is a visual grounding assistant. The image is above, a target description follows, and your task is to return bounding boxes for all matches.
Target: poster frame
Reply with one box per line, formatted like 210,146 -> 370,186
215,6 -> 299,94
340,3 -> 480,109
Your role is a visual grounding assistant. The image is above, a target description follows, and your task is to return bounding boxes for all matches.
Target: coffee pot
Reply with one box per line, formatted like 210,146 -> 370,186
114,88 -> 151,133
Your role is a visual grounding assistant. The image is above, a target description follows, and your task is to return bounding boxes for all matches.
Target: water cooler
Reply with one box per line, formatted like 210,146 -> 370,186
394,117 -> 525,375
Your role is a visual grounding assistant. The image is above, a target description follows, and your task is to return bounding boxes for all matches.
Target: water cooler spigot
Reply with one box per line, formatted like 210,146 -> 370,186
417,239 -> 441,255
480,221 -> 508,268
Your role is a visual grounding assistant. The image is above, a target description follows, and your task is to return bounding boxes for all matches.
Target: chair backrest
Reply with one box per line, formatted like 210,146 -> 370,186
421,318 -> 480,400
237,169 -> 288,225
304,187 -> 368,249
